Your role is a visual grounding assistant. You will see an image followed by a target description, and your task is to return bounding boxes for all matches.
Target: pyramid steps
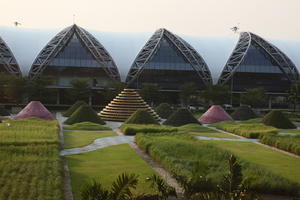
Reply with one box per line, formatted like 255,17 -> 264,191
99,88 -> 161,122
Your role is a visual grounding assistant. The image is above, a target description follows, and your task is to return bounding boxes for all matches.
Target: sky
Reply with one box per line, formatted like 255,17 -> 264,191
1,0 -> 300,39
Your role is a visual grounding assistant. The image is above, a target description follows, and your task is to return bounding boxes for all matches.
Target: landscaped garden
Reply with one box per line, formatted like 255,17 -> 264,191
0,118 -> 63,200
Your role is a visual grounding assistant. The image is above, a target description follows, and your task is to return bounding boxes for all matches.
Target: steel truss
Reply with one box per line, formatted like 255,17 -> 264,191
0,37 -> 21,76
29,24 -> 120,80
125,28 -> 212,87
218,32 -> 299,85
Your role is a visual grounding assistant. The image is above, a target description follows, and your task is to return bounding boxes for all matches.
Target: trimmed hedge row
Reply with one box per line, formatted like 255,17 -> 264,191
120,124 -> 177,135
260,134 -> 300,156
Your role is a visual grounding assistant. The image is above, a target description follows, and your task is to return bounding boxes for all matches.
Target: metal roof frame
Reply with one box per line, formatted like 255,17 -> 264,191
0,37 -> 21,76
29,24 -> 120,80
218,32 -> 299,85
125,28 -> 212,87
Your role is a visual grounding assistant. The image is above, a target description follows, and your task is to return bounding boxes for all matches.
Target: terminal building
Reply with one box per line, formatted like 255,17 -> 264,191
126,28 -> 212,91
218,32 -> 299,94
28,24 -> 120,104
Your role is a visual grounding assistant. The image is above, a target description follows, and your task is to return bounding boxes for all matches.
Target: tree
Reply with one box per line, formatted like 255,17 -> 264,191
4,76 -> 27,104
26,76 -> 56,102
179,82 -> 197,107
287,82 -> 300,111
103,81 -> 125,102
68,79 -> 91,102
200,84 -> 230,105
139,83 -> 160,106
240,88 -> 267,108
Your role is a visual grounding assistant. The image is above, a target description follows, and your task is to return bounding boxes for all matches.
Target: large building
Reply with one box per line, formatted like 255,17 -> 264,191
29,24 -> 120,87
0,36 -> 21,76
126,28 -> 212,91
218,32 -> 299,94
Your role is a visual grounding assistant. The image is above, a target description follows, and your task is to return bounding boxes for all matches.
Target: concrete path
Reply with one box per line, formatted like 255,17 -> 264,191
196,136 -> 258,142
60,136 -> 134,156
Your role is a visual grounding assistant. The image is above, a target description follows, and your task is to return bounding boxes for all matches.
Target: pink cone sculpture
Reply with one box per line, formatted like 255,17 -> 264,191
198,105 -> 233,124
14,101 -> 56,120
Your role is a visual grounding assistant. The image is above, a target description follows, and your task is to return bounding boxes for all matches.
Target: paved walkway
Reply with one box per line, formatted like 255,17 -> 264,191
60,136 -> 134,156
196,136 -> 258,142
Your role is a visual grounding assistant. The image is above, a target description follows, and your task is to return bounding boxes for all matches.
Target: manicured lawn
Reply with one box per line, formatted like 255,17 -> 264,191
67,144 -> 158,199
202,140 -> 300,184
64,121 -> 111,131
178,123 -> 238,138
63,130 -> 117,148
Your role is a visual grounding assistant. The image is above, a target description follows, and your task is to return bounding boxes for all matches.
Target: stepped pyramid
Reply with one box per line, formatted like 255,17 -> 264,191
14,101 -> 55,120
99,88 -> 161,122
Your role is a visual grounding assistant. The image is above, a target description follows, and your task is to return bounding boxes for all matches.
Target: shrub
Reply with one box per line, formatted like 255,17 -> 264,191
211,121 -> 277,138
231,106 -> 256,120
125,109 -> 159,125
262,110 -> 296,129
63,100 -> 88,117
64,105 -> 105,125
0,106 -> 10,116
64,121 -> 111,131
163,108 -> 200,126
260,134 -> 300,156
120,124 -> 177,135
155,103 -> 173,119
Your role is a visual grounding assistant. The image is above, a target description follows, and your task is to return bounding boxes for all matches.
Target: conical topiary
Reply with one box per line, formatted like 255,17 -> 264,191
63,101 -> 88,117
198,105 -> 233,124
64,105 -> 105,125
231,106 -> 256,121
125,109 -> 159,125
262,110 -> 296,129
163,108 -> 200,126
0,106 -> 10,116
155,103 -> 173,119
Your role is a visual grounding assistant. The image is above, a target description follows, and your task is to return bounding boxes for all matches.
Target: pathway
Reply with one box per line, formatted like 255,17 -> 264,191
60,136 -> 134,156
196,136 -> 258,142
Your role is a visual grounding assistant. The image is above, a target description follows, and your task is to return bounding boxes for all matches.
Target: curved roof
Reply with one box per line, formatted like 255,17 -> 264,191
125,28 -> 212,86
0,36 -> 21,76
28,24 -> 120,80
218,32 -> 299,85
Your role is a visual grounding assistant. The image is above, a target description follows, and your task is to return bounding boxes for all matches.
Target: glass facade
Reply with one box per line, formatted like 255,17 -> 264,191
225,41 -> 291,93
43,33 -> 111,87
129,36 -> 207,90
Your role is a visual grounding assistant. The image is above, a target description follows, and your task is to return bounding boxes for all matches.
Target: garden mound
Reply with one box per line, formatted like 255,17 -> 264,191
198,105 -> 233,124
155,103 -> 173,119
231,106 -> 256,120
63,101 -> 88,117
14,101 -> 55,120
262,110 -> 296,129
125,109 -> 159,125
64,105 -> 105,125
163,108 -> 199,126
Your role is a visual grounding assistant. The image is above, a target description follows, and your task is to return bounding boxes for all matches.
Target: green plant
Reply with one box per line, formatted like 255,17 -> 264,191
240,88 -> 267,108
125,109 -> 159,125
155,103 -> 173,119
262,110 -> 296,129
63,100 -> 88,117
163,108 -> 199,126
0,106 -> 10,116
64,105 -> 105,125
120,124 -> 177,135
64,121 -> 111,131
231,106 -> 256,121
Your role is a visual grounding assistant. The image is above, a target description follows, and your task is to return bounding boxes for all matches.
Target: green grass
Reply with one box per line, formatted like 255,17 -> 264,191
178,123 -> 238,138
64,130 -> 117,148
120,124 -> 177,135
64,121 -> 111,131
0,118 -> 63,200
201,140 -> 300,184
67,144 -> 158,199
136,133 -> 300,196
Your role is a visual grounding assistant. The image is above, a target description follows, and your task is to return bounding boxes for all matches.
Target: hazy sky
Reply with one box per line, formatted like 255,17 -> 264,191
1,0 -> 300,39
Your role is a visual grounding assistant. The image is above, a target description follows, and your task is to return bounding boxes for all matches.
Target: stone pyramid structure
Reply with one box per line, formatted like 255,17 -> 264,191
99,88 -> 161,122
14,101 -> 56,120
198,105 -> 233,124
